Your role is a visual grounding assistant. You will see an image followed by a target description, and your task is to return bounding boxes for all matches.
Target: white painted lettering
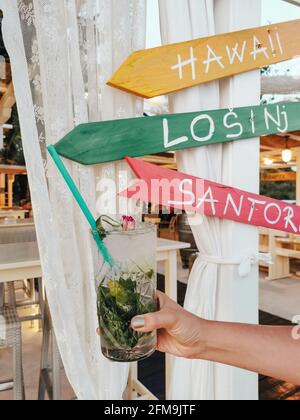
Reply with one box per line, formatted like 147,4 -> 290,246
196,187 -> 219,215
247,197 -> 266,222
203,45 -> 225,73
250,110 -> 256,134
163,118 -> 189,149
280,105 -> 289,133
191,114 -> 215,142
267,32 -> 276,57
226,42 -> 247,64
276,32 -> 284,55
264,203 -> 282,225
223,111 -> 243,139
284,206 -> 298,233
224,194 -> 244,217
251,36 -> 269,60
168,179 -> 195,206
171,47 -> 197,80
264,105 -> 288,133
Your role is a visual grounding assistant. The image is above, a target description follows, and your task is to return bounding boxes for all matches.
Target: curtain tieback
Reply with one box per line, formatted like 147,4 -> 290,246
198,253 -> 273,278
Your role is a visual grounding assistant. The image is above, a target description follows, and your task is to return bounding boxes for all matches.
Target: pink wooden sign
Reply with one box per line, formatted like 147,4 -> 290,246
120,157 -> 300,235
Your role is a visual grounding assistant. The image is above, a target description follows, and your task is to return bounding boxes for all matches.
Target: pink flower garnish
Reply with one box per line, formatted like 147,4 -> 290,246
122,215 -> 136,231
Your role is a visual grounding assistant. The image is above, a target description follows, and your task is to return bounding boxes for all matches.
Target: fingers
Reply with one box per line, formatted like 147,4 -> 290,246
96,292 -> 180,335
131,308 -> 178,333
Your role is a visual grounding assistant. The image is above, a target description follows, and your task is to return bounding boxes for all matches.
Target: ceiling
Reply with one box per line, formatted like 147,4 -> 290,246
260,131 -> 300,168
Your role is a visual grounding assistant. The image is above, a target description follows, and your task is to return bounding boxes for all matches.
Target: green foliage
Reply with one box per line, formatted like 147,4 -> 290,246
98,271 -> 156,350
96,215 -> 122,240
260,181 -> 296,201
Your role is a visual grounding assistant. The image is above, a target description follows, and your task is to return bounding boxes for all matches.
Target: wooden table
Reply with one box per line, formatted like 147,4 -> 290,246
0,223 -> 36,245
259,228 -> 297,280
156,238 -> 190,303
0,219 -> 34,229
0,242 -> 41,284
0,241 -> 42,314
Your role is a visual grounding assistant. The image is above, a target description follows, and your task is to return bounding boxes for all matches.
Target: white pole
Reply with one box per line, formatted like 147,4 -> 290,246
214,0 -> 261,401
295,149 -> 300,205
159,0 -> 261,400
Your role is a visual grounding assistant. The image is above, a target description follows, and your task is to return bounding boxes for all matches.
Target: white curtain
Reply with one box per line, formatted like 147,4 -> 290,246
1,0 -> 146,400
159,0 -> 261,400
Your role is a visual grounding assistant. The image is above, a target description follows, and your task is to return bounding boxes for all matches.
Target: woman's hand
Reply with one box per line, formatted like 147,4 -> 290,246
97,291 -> 300,384
97,291 -> 206,359
131,291 -> 207,359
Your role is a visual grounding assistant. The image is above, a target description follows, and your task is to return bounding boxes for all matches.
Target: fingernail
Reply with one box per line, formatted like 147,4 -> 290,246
132,317 -> 145,329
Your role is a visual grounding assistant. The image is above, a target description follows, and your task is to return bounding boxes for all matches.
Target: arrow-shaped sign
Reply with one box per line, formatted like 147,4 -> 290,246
54,102 -> 300,165
108,19 -> 300,98
120,157 -> 300,235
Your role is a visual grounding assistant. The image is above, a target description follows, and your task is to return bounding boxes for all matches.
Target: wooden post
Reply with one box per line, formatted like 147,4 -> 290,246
7,174 -> 14,208
0,173 -> 5,207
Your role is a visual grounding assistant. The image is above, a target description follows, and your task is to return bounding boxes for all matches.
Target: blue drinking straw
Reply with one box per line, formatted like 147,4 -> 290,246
47,145 -> 113,268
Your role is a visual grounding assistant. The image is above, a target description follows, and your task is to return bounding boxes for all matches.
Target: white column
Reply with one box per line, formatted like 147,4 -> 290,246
295,148 -> 300,206
214,0 -> 260,401
164,249 -> 178,400
159,0 -> 260,400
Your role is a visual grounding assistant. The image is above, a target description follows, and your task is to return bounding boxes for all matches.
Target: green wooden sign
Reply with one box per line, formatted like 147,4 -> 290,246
54,102 -> 300,165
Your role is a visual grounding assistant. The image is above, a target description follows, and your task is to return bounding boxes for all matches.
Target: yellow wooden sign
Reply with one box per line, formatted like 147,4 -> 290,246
108,19 -> 300,98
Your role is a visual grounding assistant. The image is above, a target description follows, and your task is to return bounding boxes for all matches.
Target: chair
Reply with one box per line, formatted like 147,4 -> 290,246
8,279 -> 44,324
0,305 -> 25,400
0,225 -> 44,324
159,215 -> 178,241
